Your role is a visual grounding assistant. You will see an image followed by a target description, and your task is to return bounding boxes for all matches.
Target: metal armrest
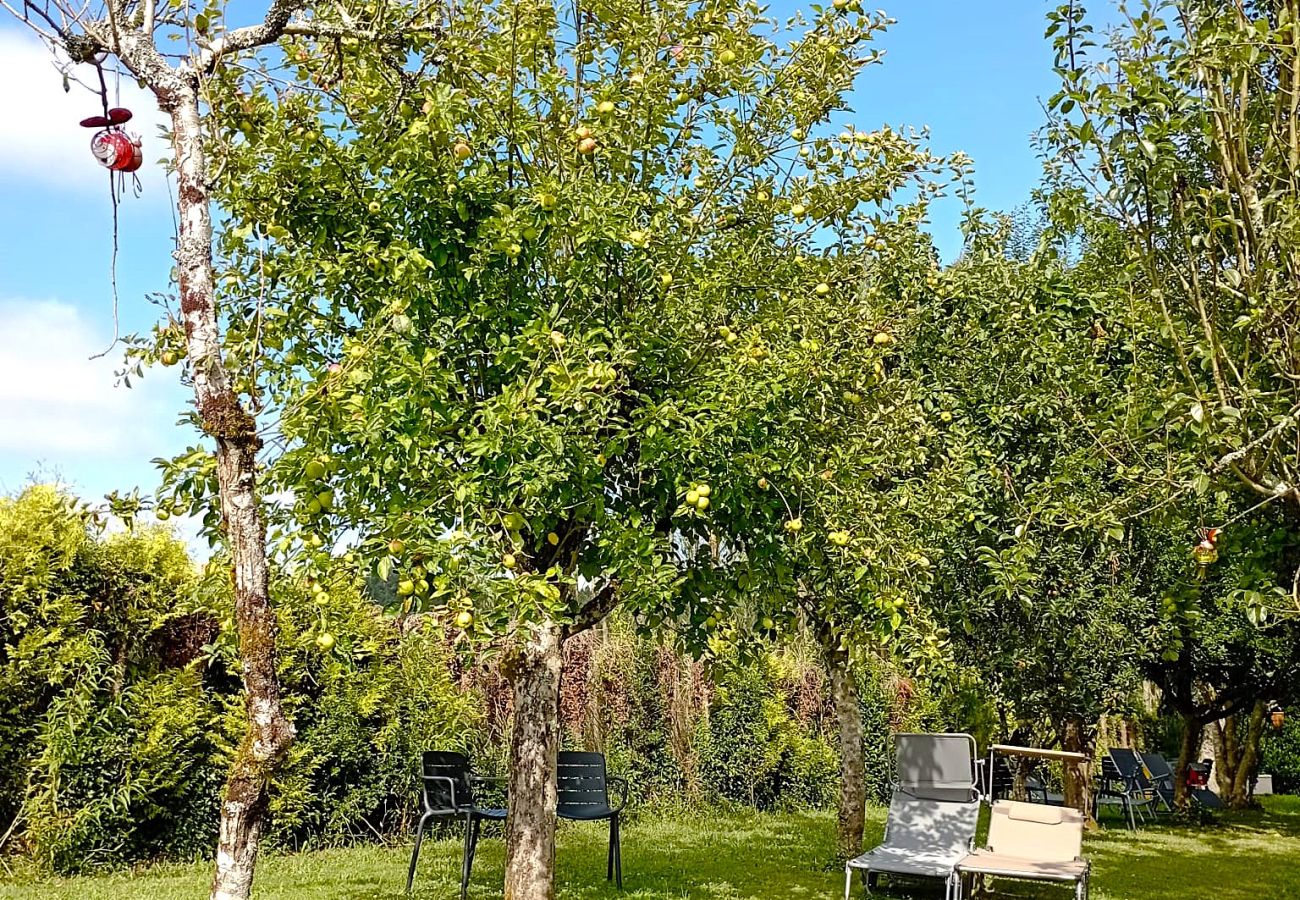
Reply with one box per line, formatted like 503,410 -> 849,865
470,774 -> 508,805
424,774 -> 459,811
607,776 -> 630,815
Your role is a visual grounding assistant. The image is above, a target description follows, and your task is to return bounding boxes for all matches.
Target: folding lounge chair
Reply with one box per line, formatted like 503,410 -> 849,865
954,800 -> 1090,900
1143,753 -> 1224,810
1140,752 -> 1177,812
845,733 -> 980,899
1096,749 -> 1157,829
844,791 -> 979,900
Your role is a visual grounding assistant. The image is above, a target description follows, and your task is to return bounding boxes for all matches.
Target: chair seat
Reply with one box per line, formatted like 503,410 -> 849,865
847,846 -> 966,879
956,850 -> 1088,881
454,806 -> 507,820
558,804 -> 618,821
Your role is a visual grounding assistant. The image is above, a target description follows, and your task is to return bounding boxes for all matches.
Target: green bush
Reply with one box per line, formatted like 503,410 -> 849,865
1262,710 -> 1300,795
696,654 -> 838,810
0,486 -> 481,872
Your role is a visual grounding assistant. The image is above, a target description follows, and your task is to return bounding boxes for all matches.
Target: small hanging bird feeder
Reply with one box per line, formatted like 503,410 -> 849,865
80,107 -> 143,173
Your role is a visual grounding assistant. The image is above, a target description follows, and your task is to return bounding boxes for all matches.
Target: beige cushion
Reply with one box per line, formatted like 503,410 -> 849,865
957,849 -> 1088,881
986,800 -> 1084,862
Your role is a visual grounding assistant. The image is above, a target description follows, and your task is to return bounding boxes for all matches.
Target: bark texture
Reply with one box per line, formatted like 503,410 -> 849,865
1211,700 -> 1267,810
825,639 -> 865,859
503,620 -> 564,900
165,87 -> 296,900
1058,716 -> 1096,826
1173,713 -> 1203,811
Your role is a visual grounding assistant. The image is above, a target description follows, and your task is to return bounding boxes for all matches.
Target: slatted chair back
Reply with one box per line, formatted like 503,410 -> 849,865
422,751 -> 474,814
557,751 -> 610,815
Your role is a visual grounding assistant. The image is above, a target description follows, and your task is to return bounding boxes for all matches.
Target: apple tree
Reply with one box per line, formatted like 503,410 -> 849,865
0,0 -> 440,896
203,0 -> 927,893
1046,0 -> 1300,585
665,217 -> 971,857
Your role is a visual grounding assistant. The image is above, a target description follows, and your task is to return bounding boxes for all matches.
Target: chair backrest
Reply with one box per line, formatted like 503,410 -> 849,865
986,800 -> 1084,862
422,751 -> 473,813
895,733 -> 978,801
1108,748 -> 1151,788
1141,753 -> 1173,782
882,790 -> 980,855
557,751 -> 608,814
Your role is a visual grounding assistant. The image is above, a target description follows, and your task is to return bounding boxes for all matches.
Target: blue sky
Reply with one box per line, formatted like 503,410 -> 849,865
0,1 -> 1065,510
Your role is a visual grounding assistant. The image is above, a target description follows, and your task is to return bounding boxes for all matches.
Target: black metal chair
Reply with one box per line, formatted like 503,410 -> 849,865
556,751 -> 629,888
407,751 -> 507,899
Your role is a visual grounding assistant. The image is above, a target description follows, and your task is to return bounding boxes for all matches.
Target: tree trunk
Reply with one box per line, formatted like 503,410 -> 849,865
163,84 -> 295,900
1058,716 -> 1096,826
1228,701 -> 1266,809
1213,700 -> 1267,810
503,619 -> 564,900
1173,713 -> 1202,812
824,638 -> 865,859
1211,712 -> 1238,797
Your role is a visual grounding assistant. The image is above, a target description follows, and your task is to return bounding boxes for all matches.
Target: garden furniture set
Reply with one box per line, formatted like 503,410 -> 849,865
406,749 -> 626,898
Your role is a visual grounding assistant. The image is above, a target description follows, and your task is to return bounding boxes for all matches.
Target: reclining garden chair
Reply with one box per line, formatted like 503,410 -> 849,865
845,733 -> 980,898
407,751 -> 507,899
954,800 -> 1090,900
1142,752 -> 1224,810
1096,748 -> 1158,829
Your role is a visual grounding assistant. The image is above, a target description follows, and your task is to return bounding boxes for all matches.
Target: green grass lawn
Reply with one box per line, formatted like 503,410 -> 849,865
4,797 -> 1300,899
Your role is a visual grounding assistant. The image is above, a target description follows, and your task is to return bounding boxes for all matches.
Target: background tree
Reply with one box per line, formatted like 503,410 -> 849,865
1047,1 -> 1300,614
0,0 -> 439,896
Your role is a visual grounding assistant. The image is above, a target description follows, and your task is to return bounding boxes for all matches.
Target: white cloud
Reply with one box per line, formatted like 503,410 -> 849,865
0,29 -> 170,192
0,297 -> 185,458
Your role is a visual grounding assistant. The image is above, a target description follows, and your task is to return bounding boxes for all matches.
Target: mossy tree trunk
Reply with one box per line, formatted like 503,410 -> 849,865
824,637 -> 865,859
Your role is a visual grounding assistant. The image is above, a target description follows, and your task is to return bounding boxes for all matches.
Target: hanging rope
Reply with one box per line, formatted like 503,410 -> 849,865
89,56 -> 123,359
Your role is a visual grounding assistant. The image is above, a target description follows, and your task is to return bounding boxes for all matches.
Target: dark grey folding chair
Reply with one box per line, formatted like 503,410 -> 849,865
1096,749 -> 1157,829
556,751 -> 629,888
407,751 -> 507,899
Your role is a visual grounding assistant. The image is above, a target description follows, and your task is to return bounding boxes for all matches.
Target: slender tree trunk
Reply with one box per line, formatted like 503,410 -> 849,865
1173,713 -> 1202,812
1213,700 -> 1267,810
164,83 -> 295,900
503,619 -> 563,900
824,638 -> 865,859
1058,716 -> 1096,826
1228,702 -> 1266,809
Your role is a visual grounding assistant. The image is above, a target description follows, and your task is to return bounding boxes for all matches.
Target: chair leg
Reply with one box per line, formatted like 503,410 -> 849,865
607,815 -> 615,881
843,865 -> 852,900
614,813 -> 623,889
467,818 -> 482,887
407,812 -> 432,894
460,813 -> 474,900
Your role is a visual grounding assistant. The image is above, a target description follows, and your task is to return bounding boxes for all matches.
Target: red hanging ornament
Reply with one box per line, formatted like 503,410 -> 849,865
80,107 -> 143,173
1193,527 -> 1220,567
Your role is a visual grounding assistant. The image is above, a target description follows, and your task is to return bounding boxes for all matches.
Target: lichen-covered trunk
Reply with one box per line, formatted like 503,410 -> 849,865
825,639 -> 865,859
504,620 -> 563,900
1173,713 -> 1202,812
1058,716 -> 1095,826
163,84 -> 294,900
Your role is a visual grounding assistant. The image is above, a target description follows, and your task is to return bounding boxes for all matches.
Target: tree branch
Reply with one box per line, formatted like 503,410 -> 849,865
564,581 -> 620,639
197,0 -> 308,71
